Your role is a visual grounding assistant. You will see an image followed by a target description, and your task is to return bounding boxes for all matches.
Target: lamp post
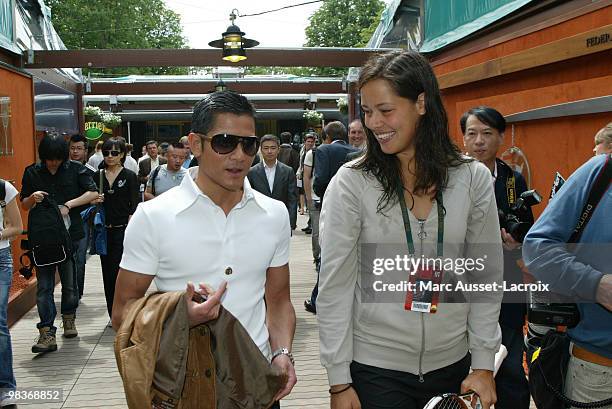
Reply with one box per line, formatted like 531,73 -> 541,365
208,9 -> 259,63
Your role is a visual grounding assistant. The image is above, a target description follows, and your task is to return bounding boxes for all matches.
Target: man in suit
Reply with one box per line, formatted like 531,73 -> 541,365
248,134 -> 298,231
312,121 -> 357,200
138,140 -> 167,185
305,121 -> 357,314
277,132 -> 300,173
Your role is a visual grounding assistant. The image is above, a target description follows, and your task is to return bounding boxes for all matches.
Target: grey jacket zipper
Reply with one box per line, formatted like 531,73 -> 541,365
417,219 -> 426,383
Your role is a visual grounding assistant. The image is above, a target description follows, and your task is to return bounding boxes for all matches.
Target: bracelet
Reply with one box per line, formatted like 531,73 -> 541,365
329,384 -> 352,395
0,231 -> 3,241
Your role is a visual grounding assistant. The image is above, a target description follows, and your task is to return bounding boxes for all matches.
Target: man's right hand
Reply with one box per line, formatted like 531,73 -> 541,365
596,274 -> 612,311
185,281 -> 227,327
330,385 -> 361,409
30,191 -> 48,203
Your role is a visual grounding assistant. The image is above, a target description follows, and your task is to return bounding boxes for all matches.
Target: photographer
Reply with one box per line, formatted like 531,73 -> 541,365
523,152 -> 612,404
461,106 -> 534,409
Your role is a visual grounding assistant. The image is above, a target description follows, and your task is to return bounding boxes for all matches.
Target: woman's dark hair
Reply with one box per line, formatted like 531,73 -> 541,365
38,134 -> 69,163
459,106 -> 506,135
354,50 -> 469,213
101,137 -> 127,166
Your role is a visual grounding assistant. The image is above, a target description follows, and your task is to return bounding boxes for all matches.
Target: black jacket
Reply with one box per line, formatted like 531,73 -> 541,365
312,140 -> 357,199
247,161 -> 298,230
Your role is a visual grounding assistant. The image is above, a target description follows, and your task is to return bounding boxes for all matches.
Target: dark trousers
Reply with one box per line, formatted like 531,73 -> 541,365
495,324 -> 530,409
99,226 -> 126,318
35,241 -> 79,331
350,355 -> 470,409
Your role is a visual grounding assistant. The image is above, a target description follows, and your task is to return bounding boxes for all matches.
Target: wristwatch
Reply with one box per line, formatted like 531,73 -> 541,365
271,347 -> 294,365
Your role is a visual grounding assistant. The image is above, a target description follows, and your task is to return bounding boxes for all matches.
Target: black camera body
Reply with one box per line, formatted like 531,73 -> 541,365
498,189 -> 542,243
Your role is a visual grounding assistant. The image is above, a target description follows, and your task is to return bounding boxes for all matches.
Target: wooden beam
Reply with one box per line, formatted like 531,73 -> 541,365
24,48 -> 393,69
89,80 -> 344,95
437,24 -> 612,89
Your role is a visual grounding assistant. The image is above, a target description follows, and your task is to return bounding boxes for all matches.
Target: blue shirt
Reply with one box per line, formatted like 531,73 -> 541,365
523,154 -> 612,358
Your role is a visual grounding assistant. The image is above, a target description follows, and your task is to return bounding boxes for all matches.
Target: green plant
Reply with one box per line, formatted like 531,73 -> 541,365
303,110 -> 323,125
101,113 -> 122,129
337,97 -> 348,115
83,105 -> 103,121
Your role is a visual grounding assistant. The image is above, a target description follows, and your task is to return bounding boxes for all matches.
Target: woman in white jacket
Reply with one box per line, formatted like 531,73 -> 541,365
317,50 -> 504,409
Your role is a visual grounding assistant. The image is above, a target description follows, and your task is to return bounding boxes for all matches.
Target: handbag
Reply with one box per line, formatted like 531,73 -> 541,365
529,330 -> 612,409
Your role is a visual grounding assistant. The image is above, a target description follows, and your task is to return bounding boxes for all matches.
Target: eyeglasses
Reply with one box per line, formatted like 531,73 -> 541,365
103,150 -> 121,157
197,133 -> 259,156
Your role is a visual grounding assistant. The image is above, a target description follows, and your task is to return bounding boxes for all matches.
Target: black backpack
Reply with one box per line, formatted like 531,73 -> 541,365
27,196 -> 72,267
0,179 -> 6,208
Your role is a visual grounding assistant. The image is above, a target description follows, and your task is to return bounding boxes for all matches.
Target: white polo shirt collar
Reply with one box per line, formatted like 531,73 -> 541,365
174,167 -> 265,215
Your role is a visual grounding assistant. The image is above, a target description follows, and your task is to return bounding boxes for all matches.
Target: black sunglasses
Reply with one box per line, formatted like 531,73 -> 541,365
103,150 -> 121,157
198,133 -> 259,156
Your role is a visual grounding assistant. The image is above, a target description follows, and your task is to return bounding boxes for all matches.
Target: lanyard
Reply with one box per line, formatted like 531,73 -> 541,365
397,186 -> 444,257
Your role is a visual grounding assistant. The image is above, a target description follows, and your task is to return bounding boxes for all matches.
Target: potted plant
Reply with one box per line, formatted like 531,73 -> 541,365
83,105 -> 103,122
101,113 -> 122,129
303,110 -> 323,127
337,97 -> 348,115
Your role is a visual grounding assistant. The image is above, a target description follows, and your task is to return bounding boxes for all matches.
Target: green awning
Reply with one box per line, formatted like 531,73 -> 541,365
420,0 -> 534,52
0,0 -> 15,52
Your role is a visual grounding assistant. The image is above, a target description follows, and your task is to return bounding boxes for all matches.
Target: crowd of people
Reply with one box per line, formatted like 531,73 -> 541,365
0,50 -> 611,409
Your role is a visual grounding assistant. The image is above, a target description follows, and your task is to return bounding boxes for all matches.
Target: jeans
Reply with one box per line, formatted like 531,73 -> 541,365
100,226 -> 125,318
495,324 -> 530,409
74,227 -> 89,299
565,354 -> 612,407
35,241 -> 79,331
350,355 -> 470,409
0,247 -> 16,391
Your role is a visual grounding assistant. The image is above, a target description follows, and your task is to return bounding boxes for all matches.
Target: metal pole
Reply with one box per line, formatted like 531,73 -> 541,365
127,121 -> 131,144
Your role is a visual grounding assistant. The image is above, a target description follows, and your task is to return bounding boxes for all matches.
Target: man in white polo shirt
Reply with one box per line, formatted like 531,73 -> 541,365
112,91 -> 297,405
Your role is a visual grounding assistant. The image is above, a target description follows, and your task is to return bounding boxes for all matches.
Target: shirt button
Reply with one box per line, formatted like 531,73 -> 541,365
225,267 -> 232,275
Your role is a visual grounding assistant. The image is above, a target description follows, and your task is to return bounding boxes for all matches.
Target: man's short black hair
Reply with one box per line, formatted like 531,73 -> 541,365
191,91 -> 256,135
261,134 -> 280,146
460,106 -> 506,135
323,121 -> 347,142
145,140 -> 158,148
39,134 -> 69,162
280,131 -> 292,144
170,142 -> 185,149
69,134 -> 87,145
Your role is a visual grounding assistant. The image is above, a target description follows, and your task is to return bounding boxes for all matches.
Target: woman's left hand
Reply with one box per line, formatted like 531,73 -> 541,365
461,369 -> 496,409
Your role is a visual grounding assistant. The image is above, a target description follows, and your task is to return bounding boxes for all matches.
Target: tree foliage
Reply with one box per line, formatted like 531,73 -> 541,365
303,0 -> 385,76
46,0 -> 188,75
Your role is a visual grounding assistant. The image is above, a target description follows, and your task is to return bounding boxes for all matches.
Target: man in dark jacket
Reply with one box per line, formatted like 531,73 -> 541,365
21,134 -> 98,353
277,132 -> 300,173
138,140 -> 167,185
305,121 -> 357,314
462,106 -> 534,409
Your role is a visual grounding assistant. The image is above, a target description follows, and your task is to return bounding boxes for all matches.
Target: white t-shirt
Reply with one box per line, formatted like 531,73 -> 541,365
120,171 -> 291,357
303,149 -> 320,202
1,181 -> 19,249
124,155 -> 138,174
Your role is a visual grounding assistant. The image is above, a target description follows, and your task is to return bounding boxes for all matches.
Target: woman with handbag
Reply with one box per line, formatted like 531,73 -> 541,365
91,138 -> 139,320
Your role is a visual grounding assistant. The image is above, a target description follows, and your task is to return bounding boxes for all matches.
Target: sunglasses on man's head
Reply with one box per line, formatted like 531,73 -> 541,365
197,133 -> 259,156
103,150 -> 121,157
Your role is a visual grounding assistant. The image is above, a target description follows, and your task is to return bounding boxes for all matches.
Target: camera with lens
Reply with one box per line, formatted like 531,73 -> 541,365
498,189 -> 542,243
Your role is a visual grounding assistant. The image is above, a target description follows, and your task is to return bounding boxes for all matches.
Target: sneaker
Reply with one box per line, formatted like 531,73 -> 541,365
32,327 -> 57,353
62,314 -> 78,338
